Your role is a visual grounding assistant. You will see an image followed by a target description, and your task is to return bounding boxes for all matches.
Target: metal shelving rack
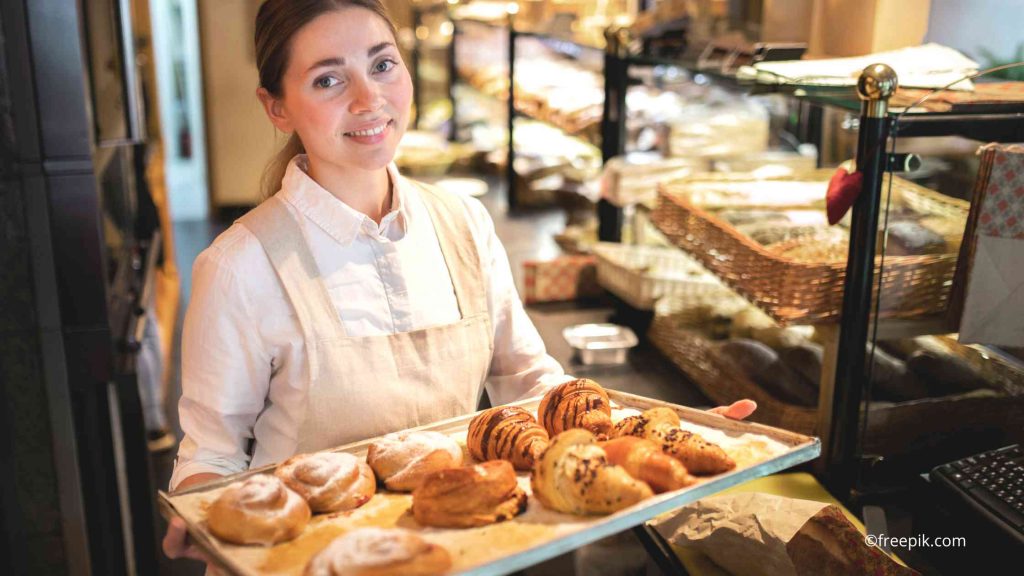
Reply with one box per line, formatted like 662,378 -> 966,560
446,11 -> 604,211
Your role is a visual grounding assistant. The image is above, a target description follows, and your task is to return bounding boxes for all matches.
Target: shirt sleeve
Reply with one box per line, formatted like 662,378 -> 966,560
169,245 -> 273,490
462,199 -> 575,406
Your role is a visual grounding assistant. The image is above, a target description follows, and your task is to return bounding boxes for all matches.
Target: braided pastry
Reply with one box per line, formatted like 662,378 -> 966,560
303,527 -> 451,576
467,406 -> 549,470
206,474 -> 310,545
412,460 -> 528,528
537,379 -> 613,438
275,452 -> 376,513
599,436 -> 697,493
531,428 -> 653,515
366,431 -> 463,492
613,407 -> 735,475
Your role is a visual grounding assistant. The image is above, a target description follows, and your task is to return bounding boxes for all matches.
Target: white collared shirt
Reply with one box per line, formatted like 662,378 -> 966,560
171,157 -> 568,488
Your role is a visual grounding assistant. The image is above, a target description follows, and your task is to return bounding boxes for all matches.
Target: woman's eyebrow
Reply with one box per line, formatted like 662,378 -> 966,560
367,41 -> 394,57
304,43 -> 394,74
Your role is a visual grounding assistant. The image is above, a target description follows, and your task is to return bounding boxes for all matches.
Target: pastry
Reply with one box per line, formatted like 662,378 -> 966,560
537,379 -> 613,438
613,407 -> 736,475
206,474 -> 311,546
531,428 -> 653,515
412,460 -> 528,528
366,431 -> 463,492
275,452 -> 376,513
303,527 -> 451,576
599,436 -> 697,493
467,406 -> 550,470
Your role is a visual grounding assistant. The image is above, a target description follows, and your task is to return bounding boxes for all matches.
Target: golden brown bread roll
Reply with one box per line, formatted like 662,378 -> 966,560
275,452 -> 376,513
412,460 -> 528,528
467,406 -> 549,470
613,407 -> 736,475
537,379 -> 613,438
365,431 -> 463,492
599,436 -> 697,493
531,428 -> 653,515
206,474 -> 311,546
303,527 -> 451,576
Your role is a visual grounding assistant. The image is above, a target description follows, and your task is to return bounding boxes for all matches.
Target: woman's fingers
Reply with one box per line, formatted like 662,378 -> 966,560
162,517 -> 210,563
708,399 -> 758,420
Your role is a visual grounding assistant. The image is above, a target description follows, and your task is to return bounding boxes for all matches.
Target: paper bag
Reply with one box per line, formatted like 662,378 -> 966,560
652,492 -> 918,576
955,144 -> 1024,346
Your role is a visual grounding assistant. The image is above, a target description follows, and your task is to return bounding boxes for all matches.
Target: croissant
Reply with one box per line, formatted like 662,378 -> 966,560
206,474 -> 311,546
531,428 -> 653,515
467,406 -> 549,470
537,379 -> 613,438
613,407 -> 735,475
366,431 -> 463,492
303,527 -> 451,576
275,452 -> 376,513
599,436 -> 697,493
412,460 -> 528,528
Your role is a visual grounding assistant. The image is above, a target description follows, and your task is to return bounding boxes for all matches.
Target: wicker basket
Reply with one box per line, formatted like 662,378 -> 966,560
648,296 -> 819,434
651,174 -> 969,325
592,243 -> 730,310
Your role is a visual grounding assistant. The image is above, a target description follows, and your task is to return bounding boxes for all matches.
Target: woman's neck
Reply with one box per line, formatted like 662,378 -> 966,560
307,157 -> 392,224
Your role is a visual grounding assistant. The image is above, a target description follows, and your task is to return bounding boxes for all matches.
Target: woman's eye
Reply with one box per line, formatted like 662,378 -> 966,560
374,59 -> 396,74
314,76 -> 339,89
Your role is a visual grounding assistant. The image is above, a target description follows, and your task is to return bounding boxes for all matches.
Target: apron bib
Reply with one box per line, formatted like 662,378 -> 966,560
240,182 -> 494,466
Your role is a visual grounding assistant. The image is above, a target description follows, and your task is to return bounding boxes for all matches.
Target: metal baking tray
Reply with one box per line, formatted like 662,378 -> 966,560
563,323 -> 639,365
159,390 -> 820,576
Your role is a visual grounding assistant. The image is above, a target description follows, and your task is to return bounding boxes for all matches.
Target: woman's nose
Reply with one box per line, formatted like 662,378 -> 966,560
349,76 -> 384,114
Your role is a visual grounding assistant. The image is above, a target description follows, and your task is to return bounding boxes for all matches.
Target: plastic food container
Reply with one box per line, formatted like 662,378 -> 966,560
563,323 -> 639,365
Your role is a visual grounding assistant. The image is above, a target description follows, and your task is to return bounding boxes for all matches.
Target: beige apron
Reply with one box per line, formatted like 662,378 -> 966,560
239,182 -> 494,465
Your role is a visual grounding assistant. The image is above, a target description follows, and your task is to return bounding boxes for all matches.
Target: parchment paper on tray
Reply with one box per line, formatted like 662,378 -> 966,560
651,492 -> 918,576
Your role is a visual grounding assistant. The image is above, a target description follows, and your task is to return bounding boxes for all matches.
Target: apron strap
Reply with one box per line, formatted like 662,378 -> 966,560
413,181 -> 488,319
239,196 -> 347,380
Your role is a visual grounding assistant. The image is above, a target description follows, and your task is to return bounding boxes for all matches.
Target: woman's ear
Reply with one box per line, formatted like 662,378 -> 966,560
257,87 -> 293,133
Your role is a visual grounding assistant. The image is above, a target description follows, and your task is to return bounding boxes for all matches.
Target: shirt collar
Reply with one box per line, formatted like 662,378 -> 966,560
278,155 -> 409,246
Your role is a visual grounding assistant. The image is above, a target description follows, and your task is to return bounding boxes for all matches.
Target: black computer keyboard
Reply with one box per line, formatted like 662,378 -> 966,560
930,444 -> 1024,544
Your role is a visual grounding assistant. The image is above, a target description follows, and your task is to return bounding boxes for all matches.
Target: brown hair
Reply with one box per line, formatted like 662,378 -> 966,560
255,0 -> 398,199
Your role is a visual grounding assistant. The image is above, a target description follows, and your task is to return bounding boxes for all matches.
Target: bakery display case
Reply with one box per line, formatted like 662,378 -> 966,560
594,40 -> 1024,502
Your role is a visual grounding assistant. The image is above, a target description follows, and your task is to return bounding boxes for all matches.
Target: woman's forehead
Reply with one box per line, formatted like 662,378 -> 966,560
288,8 -> 394,70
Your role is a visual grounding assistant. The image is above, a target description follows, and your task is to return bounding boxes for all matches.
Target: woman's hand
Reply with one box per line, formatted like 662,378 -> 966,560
163,517 -> 224,574
708,399 -> 757,420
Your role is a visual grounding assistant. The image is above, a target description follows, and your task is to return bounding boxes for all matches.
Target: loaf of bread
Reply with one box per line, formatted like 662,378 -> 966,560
717,339 -> 818,407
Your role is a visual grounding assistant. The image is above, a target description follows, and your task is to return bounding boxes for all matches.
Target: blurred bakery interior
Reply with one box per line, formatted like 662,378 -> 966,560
1,0 -> 1023,574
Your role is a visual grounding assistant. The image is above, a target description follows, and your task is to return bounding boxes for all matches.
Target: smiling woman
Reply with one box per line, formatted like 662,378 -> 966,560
162,0 -> 753,568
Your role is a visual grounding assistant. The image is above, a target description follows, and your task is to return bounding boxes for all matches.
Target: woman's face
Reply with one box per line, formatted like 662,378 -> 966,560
263,7 -> 412,174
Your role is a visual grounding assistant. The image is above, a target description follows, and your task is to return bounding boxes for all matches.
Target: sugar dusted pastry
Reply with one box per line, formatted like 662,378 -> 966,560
206,474 -> 310,545
303,527 -> 451,576
365,431 -> 462,492
275,452 -> 375,513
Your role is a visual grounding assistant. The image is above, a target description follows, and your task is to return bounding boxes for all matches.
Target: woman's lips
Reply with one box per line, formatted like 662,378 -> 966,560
344,119 -> 393,145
